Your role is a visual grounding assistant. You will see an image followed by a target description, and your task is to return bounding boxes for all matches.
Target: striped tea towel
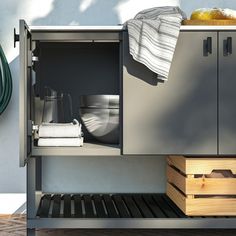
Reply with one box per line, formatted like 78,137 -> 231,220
127,6 -> 186,81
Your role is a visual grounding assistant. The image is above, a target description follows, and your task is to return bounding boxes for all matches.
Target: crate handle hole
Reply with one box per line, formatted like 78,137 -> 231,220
207,169 -> 234,178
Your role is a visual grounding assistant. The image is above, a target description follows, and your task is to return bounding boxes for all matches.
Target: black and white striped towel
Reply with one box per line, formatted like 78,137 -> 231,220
127,6 -> 186,81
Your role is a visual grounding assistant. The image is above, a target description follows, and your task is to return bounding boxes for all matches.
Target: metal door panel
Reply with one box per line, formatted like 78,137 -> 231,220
123,31 -> 217,155
19,20 -> 32,166
219,32 -> 236,155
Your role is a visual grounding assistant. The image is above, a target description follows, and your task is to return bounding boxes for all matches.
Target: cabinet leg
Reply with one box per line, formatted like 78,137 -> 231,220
27,228 -> 36,236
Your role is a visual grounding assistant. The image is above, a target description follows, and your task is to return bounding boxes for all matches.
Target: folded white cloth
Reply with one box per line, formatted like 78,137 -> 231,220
38,119 -> 82,138
38,137 -> 84,147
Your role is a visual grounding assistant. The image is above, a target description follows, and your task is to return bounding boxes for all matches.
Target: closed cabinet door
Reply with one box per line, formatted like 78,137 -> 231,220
219,32 -> 236,155
123,31 -> 217,155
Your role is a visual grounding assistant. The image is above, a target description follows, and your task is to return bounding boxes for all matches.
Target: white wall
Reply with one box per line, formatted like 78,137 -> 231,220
1,0 -> 236,213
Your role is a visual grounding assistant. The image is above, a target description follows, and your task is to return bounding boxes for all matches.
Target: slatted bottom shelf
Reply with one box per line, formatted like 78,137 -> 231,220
37,193 -> 190,219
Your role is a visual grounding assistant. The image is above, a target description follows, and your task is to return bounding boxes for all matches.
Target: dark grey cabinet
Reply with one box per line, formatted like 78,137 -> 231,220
123,32 -> 218,155
18,21 -> 236,235
219,32 -> 236,155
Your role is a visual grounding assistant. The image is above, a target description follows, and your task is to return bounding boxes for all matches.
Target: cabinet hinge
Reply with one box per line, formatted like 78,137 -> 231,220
32,121 -> 39,139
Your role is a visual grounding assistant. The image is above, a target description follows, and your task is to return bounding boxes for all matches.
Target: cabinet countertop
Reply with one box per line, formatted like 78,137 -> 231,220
29,25 -> 236,32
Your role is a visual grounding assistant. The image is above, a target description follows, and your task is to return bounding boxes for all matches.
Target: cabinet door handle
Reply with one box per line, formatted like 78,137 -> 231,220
224,37 -> 232,56
14,28 -> 19,48
204,37 -> 212,56
207,37 -> 212,54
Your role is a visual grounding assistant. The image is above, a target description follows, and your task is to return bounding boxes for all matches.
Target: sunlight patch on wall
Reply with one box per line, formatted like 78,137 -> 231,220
79,0 -> 97,13
115,0 -> 180,23
25,0 -> 54,23
1,0 -> 54,63
69,20 -> 80,26
0,194 -> 26,214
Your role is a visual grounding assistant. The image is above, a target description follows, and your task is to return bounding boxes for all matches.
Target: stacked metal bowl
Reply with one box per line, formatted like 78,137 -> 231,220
79,95 -> 119,144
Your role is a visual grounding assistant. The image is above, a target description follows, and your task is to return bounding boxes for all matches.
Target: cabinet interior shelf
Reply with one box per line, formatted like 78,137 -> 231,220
32,142 -> 120,156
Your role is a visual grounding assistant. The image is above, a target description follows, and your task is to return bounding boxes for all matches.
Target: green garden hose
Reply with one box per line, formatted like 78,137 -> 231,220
0,44 -> 12,115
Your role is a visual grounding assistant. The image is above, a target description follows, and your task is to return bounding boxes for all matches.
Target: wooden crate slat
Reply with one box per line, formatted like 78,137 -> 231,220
93,194 -> 107,218
186,178 -> 236,195
103,195 -> 119,218
169,156 -> 236,175
112,195 -> 130,218
38,194 -> 52,218
83,195 -> 96,218
122,196 -> 142,218
168,156 -> 186,173
63,194 -> 71,218
143,195 -> 166,218
73,194 -> 83,218
167,182 -> 236,216
133,195 -> 154,218
186,197 -> 236,216
186,158 -> 236,175
153,194 -> 179,218
51,194 -> 61,218
167,165 -> 186,193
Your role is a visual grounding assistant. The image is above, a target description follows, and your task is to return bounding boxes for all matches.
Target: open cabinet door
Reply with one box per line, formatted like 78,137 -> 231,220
19,20 -> 32,167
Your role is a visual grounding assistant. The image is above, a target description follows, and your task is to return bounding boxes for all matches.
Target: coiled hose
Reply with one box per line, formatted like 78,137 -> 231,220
0,44 -> 12,115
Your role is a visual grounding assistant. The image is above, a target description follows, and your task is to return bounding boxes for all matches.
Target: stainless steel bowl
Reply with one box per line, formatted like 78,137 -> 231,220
80,95 -> 119,108
79,95 -> 119,144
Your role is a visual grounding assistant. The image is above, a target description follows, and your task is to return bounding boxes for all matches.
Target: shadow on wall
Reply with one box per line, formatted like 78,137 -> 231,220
14,202 -> 26,214
0,55 -> 26,193
32,0 -> 128,26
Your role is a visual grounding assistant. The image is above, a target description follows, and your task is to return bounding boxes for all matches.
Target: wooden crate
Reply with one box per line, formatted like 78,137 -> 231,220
166,156 -> 236,216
